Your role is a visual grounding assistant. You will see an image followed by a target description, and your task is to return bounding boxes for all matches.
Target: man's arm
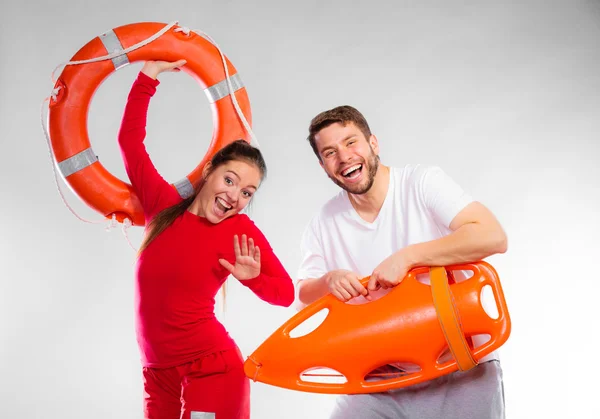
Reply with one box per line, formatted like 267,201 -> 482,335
369,201 -> 507,289
297,270 -> 370,307
297,275 -> 330,307
410,201 -> 507,266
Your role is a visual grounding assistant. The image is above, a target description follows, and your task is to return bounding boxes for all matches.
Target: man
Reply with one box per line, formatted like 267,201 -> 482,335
295,105 -> 507,419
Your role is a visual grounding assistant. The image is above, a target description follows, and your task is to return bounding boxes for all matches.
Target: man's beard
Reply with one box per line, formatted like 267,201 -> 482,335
329,149 -> 379,195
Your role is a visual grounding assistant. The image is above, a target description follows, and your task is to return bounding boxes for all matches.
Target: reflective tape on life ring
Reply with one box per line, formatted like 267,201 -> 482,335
57,148 -> 98,178
99,30 -> 129,70
204,72 -> 244,103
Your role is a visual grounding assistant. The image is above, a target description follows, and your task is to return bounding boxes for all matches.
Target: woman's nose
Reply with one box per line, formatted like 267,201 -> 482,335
226,189 -> 239,203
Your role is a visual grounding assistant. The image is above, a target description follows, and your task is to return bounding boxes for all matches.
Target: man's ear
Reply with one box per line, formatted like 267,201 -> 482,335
369,134 -> 380,155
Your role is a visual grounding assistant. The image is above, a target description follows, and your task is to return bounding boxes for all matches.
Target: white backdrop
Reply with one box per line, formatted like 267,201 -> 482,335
1,0 -> 599,418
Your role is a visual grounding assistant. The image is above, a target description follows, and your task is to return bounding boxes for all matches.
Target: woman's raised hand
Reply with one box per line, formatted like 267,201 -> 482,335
219,234 -> 261,281
141,59 -> 187,80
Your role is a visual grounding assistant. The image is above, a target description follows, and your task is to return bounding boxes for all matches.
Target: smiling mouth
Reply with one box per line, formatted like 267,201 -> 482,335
216,197 -> 233,213
340,164 -> 363,179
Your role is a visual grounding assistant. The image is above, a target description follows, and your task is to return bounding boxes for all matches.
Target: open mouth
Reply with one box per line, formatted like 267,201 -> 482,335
215,197 -> 233,214
341,164 -> 363,180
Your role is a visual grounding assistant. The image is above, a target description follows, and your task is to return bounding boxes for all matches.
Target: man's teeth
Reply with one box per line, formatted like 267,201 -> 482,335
342,164 -> 362,176
217,197 -> 232,209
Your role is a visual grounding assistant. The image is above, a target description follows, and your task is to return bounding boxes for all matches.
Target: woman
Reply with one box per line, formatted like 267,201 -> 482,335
118,59 -> 294,419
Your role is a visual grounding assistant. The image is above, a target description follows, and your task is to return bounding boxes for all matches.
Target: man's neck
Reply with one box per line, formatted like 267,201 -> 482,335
347,164 -> 390,222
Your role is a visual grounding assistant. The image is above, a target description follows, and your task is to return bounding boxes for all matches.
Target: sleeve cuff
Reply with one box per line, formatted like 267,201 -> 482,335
239,274 -> 262,288
137,71 -> 160,87
440,194 -> 474,227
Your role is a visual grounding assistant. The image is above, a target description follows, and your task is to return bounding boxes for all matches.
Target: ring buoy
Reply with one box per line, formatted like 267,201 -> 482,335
244,262 -> 511,394
48,22 -> 252,226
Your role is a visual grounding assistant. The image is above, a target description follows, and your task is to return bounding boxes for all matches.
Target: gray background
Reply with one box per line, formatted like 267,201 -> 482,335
1,0 -> 599,418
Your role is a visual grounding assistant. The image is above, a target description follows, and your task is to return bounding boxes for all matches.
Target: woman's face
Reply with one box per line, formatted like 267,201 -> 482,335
194,160 -> 262,223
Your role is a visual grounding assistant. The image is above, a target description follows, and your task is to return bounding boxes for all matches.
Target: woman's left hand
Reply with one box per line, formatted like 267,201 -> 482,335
219,234 -> 261,281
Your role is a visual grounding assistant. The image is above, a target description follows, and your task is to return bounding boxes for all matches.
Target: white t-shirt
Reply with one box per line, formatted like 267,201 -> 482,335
296,164 -> 497,362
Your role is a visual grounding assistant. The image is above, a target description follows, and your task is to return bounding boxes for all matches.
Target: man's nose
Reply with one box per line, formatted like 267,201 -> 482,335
337,147 -> 352,164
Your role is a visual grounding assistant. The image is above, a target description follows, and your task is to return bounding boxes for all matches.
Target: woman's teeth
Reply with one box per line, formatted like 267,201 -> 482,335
216,197 -> 232,212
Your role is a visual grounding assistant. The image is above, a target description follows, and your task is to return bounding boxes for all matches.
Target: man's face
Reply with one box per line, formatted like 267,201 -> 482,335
314,122 -> 380,194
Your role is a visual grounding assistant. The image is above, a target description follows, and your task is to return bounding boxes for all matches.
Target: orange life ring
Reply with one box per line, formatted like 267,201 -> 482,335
244,261 -> 511,394
48,22 -> 252,226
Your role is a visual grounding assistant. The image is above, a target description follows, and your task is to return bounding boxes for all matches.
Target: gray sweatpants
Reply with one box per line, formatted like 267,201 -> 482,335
330,360 -> 504,419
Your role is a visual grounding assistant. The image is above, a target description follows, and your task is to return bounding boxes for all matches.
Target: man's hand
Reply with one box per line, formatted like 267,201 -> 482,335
326,269 -> 371,302
368,251 -> 412,291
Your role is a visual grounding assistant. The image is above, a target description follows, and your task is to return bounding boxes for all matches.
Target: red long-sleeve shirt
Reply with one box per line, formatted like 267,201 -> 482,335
118,72 -> 294,368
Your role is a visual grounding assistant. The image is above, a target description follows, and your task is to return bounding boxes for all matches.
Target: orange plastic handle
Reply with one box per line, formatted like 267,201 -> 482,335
430,266 -> 477,371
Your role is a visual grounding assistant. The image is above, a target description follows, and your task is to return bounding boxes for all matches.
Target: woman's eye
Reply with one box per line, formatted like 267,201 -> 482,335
225,177 -> 233,185
242,191 -> 252,198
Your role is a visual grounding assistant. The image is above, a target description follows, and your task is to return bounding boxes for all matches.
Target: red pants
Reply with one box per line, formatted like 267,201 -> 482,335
143,347 -> 250,419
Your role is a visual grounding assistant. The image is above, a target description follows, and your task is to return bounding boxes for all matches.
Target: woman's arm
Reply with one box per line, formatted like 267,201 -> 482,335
117,60 -> 186,220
